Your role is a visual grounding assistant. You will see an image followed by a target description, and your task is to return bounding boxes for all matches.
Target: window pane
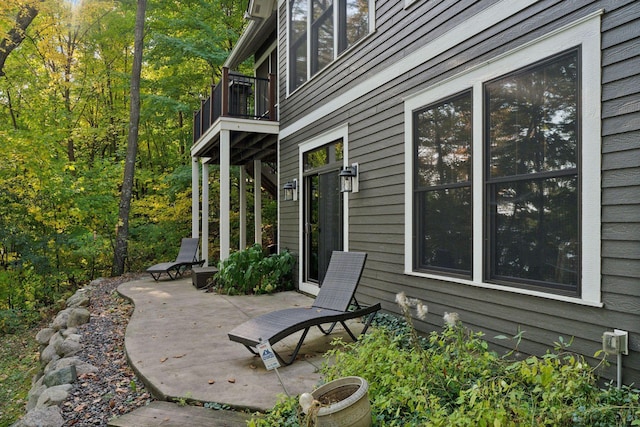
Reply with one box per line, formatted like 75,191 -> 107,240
312,0 -> 333,75
345,0 -> 368,49
417,188 -> 472,273
487,51 -> 578,178
290,0 -> 308,90
291,0 -> 308,38
491,176 -> 578,289
415,92 -> 472,187
293,41 -> 307,89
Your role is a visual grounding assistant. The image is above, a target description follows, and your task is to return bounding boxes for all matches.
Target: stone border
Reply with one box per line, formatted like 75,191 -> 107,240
11,279 -> 104,427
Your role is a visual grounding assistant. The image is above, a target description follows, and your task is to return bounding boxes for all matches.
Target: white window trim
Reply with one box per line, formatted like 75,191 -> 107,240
404,11 -> 603,307
297,123 -> 350,295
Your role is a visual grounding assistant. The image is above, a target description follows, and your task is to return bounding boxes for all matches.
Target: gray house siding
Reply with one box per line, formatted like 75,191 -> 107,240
277,0 -> 640,383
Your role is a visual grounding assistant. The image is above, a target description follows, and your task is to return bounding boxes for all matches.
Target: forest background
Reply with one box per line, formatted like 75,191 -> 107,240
0,0 -> 267,333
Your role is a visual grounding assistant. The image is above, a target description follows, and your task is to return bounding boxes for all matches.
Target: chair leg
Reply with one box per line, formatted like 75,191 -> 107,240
340,311 -> 379,343
149,272 -> 160,281
317,322 -> 338,335
277,327 -> 311,366
360,311 -> 377,335
340,321 -> 359,341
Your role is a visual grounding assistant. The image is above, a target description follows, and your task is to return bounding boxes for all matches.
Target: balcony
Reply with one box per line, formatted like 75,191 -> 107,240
193,67 -> 277,144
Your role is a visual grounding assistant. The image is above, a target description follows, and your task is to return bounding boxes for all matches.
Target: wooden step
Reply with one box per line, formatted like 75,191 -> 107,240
108,401 -> 253,427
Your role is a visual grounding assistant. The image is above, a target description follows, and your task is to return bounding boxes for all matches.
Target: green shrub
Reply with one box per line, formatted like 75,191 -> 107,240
215,244 -> 295,295
250,313 -> 640,426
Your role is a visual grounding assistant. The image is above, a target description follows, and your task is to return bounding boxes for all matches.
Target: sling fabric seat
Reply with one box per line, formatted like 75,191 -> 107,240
228,251 -> 381,365
146,238 -> 204,281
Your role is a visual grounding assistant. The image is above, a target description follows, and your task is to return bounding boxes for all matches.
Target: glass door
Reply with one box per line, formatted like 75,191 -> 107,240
303,140 -> 344,286
304,171 -> 342,284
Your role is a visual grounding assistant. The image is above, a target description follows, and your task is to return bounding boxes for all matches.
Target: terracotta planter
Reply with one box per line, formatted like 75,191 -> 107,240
308,376 -> 372,427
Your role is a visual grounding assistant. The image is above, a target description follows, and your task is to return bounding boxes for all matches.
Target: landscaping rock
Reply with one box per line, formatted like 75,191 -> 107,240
26,384 -> 46,411
48,332 -> 64,349
67,307 -> 90,327
53,335 -> 81,358
66,289 -> 91,308
36,384 -> 72,407
40,344 -> 59,366
11,406 -> 64,427
43,365 -> 77,387
51,309 -> 71,331
60,327 -> 77,338
45,356 -> 98,377
35,328 -> 56,346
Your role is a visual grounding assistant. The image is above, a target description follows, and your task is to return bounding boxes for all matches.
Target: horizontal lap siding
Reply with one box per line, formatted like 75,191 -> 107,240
600,0 -> 640,386
277,0 -> 640,383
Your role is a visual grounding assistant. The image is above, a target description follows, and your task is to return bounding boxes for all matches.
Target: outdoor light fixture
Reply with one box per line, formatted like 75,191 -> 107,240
339,163 -> 359,193
283,178 -> 297,201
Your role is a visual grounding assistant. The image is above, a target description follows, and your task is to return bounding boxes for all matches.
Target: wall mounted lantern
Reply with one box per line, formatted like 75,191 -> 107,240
283,178 -> 298,201
339,163 -> 359,193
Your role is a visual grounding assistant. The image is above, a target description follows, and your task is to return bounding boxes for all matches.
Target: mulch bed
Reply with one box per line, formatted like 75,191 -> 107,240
60,273 -> 154,426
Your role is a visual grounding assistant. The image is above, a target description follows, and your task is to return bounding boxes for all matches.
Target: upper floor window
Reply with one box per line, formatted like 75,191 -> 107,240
289,0 -> 371,92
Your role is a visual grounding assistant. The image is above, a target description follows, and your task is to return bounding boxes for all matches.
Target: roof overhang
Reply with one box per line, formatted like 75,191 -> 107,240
225,6 -> 277,70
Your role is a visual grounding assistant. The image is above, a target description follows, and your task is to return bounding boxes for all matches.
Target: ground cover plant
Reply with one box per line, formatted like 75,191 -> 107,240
249,295 -> 640,426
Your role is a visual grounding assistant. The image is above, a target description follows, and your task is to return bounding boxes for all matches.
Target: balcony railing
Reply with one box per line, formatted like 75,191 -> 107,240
193,67 -> 277,143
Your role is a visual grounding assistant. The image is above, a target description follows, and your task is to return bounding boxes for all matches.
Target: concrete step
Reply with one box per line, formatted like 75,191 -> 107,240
108,401 -> 253,427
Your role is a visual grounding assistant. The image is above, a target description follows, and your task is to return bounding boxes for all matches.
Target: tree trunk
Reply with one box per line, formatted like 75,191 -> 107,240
112,0 -> 146,276
0,1 -> 41,77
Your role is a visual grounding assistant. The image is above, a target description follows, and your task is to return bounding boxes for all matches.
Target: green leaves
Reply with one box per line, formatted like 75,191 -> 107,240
215,244 -> 295,295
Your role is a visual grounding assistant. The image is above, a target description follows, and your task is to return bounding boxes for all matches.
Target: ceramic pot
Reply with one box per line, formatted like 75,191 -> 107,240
309,376 -> 372,427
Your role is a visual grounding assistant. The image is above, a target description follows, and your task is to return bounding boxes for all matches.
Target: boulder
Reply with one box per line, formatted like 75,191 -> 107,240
67,308 -> 90,328
88,277 -> 106,287
35,384 -> 72,408
43,365 -> 77,387
53,335 -> 81,358
11,406 -> 64,427
51,309 -> 71,331
45,356 -> 98,376
26,383 -> 46,411
35,328 -> 56,346
39,344 -> 59,366
60,327 -> 78,338
48,332 -> 64,348
66,289 -> 91,308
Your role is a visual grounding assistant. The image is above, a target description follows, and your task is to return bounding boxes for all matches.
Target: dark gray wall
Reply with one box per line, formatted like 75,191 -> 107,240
277,0 -> 640,383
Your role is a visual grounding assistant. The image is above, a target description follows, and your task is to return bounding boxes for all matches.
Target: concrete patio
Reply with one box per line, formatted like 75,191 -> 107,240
116,276 -> 367,412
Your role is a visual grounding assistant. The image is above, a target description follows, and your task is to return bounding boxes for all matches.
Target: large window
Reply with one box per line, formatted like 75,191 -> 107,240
414,91 -> 472,275
289,0 -> 371,91
406,13 -> 601,304
485,51 -> 579,293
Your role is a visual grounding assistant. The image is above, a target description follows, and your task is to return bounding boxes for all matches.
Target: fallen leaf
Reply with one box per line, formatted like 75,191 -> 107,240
160,357 -> 168,363
173,353 -> 186,358
249,364 -> 257,369
228,378 -> 236,383
208,379 -> 215,384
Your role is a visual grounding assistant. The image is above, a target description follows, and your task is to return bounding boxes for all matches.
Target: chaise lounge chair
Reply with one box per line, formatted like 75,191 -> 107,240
228,251 -> 381,365
146,238 -> 204,281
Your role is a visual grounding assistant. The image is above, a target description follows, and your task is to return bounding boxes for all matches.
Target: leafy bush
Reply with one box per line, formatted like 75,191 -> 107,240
215,244 -> 295,294
250,313 -> 640,426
